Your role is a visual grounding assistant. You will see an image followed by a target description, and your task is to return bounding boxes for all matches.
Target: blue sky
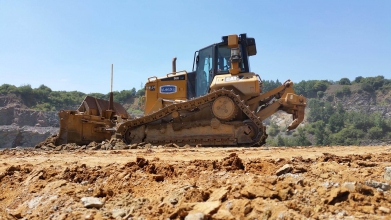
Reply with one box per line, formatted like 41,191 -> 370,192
0,1 -> 390,94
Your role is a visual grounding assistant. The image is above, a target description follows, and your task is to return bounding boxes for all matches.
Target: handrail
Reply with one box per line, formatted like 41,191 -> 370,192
166,70 -> 187,78
147,76 -> 158,82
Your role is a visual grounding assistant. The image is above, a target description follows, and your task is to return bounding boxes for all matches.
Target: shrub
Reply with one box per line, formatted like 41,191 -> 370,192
335,89 -> 344,98
342,86 -> 351,96
368,126 -> 383,140
317,91 -> 324,98
267,121 -> 280,137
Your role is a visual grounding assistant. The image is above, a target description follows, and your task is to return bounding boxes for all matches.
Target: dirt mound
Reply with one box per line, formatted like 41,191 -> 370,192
221,153 -> 245,171
1,146 -> 391,219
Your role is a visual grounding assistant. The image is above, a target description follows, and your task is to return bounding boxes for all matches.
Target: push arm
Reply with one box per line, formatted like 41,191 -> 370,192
249,80 -> 307,131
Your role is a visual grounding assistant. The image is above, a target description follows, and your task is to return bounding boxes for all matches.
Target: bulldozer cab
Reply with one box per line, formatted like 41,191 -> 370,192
193,33 -> 256,97
143,34 -> 257,114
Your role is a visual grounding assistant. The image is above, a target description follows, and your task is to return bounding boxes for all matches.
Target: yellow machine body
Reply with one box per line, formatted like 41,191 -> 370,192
144,72 -> 188,115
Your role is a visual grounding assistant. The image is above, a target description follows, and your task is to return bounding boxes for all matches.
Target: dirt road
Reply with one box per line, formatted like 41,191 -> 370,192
1,145 -> 391,219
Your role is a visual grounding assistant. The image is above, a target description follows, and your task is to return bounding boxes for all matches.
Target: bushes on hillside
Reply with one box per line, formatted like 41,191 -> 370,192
0,83 -> 145,111
268,97 -> 391,146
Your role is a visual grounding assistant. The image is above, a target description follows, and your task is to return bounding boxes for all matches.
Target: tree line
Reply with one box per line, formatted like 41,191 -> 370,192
0,84 -> 145,111
262,75 -> 391,98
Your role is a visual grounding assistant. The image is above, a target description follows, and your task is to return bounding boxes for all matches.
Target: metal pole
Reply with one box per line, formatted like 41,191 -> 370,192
111,64 -> 113,93
109,64 -> 114,111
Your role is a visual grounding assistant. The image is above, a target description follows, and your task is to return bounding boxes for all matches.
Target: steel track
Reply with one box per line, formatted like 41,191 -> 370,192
116,89 -> 268,146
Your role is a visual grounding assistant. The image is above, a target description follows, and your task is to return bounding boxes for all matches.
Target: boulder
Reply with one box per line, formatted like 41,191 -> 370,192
185,212 -> 204,220
384,167 -> 391,181
342,182 -> 356,192
189,201 -> 221,215
212,209 -> 235,220
81,197 -> 104,208
276,164 -> 293,176
208,187 -> 229,202
365,180 -> 391,191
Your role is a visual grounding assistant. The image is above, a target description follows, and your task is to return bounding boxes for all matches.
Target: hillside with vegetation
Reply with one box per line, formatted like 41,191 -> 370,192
1,75 -> 390,147
264,76 -> 391,146
0,84 -> 146,116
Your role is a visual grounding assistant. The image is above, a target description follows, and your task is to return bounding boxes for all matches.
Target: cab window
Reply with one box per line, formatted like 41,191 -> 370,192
195,46 -> 213,97
216,45 -> 244,74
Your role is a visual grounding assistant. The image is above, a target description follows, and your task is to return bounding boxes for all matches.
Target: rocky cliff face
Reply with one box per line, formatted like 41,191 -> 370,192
0,125 -> 58,148
0,95 -> 59,148
329,90 -> 391,118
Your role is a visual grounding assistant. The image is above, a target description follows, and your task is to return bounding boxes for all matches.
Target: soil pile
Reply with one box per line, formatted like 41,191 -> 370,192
1,146 -> 391,219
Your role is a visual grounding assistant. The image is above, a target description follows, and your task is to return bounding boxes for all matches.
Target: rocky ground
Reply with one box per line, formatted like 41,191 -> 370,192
1,145 -> 391,219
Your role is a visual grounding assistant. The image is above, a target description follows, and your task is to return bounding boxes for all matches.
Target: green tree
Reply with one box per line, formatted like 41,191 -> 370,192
136,88 -> 145,97
267,121 -> 280,137
328,113 -> 344,133
294,127 -> 312,146
293,80 -> 306,96
304,80 -> 317,98
372,113 -> 387,131
276,135 -> 285,146
339,78 -> 351,85
307,99 -> 334,123
368,126 -> 383,139
331,126 -> 364,145
317,91 -> 324,98
313,81 -> 329,92
313,121 -> 326,145
130,87 -> 137,96
0,84 -> 18,94
262,79 -> 281,92
342,86 -> 351,96
354,76 -> 363,83
361,75 -> 385,92
18,84 -> 35,106
346,112 -> 373,132
33,84 -> 52,102
87,93 -> 107,100
335,89 -> 343,98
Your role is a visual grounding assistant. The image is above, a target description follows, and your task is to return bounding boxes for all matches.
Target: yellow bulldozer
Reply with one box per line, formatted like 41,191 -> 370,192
56,33 -> 306,147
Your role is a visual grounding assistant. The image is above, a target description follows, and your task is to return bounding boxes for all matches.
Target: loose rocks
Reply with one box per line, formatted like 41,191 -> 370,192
276,164 -> 293,176
81,197 -> 104,208
384,167 -> 391,181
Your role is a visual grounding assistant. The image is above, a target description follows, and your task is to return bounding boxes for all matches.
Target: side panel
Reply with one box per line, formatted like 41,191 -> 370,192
145,80 -> 159,114
144,72 -> 187,114
159,74 -> 187,100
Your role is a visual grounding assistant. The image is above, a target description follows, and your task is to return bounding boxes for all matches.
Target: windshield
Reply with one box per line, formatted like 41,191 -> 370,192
216,45 -> 245,74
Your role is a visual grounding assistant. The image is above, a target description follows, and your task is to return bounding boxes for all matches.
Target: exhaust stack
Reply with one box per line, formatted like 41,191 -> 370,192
172,57 -> 177,73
